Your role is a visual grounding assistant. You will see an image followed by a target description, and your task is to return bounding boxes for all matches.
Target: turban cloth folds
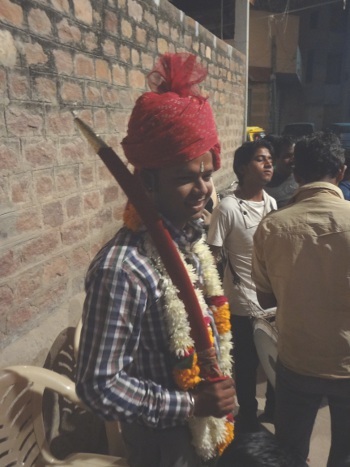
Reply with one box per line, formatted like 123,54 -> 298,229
121,53 -> 221,170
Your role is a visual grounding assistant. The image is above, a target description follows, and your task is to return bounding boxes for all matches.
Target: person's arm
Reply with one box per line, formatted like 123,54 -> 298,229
76,264 -> 192,427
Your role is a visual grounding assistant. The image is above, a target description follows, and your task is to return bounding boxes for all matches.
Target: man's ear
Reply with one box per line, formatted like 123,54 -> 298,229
336,165 -> 346,184
139,169 -> 157,192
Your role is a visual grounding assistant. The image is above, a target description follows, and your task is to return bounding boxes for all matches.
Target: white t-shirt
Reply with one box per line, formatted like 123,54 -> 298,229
207,188 -> 277,317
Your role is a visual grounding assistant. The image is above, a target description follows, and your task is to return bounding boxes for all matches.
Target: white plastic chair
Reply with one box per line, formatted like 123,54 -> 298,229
74,317 -> 126,458
0,365 -> 128,466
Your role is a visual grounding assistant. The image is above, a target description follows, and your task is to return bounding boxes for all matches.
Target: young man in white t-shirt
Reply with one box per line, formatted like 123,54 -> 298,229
207,140 -> 277,433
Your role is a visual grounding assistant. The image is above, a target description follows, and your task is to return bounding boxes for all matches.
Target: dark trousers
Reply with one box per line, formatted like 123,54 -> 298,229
231,315 -> 274,422
275,360 -> 350,467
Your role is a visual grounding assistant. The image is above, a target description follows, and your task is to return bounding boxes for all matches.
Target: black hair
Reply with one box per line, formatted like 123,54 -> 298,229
233,140 -> 274,184
218,431 -> 306,467
294,131 -> 345,183
264,134 -> 294,161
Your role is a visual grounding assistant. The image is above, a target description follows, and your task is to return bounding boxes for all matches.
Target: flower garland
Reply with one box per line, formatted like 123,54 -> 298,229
124,203 -> 234,460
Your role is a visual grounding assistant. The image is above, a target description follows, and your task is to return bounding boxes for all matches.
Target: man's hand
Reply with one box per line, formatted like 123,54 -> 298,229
192,378 -> 236,418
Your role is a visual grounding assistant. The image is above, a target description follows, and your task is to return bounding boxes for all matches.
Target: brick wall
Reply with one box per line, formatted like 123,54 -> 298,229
0,0 -> 246,362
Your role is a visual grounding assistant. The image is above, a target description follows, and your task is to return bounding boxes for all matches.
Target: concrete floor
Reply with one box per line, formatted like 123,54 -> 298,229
256,375 -> 331,467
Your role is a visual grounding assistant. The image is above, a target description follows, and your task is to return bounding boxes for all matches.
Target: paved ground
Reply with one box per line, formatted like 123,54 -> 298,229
256,374 -> 331,467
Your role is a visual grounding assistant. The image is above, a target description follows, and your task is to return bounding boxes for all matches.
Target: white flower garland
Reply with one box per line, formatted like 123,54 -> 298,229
145,234 -> 233,460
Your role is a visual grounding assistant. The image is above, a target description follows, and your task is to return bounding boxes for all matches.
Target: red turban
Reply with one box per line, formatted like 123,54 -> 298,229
121,53 -> 221,170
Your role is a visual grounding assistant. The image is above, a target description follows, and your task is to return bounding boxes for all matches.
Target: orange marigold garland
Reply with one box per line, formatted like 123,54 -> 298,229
124,210 -> 234,460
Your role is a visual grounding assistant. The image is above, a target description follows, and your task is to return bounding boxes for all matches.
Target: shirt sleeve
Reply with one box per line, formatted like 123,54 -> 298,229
207,200 -> 231,247
252,223 -> 273,294
75,263 -> 192,427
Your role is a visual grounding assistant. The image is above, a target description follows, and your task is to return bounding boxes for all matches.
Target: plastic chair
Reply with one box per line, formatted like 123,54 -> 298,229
74,317 -> 126,458
0,365 -> 128,466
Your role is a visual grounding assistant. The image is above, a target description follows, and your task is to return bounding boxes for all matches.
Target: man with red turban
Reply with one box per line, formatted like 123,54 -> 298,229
76,53 -> 236,467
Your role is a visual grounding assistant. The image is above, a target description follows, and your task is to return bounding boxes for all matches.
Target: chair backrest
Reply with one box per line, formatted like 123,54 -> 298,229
0,366 -> 71,466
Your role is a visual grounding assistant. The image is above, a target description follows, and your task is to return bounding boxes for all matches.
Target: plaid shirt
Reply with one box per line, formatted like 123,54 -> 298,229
76,219 -> 220,428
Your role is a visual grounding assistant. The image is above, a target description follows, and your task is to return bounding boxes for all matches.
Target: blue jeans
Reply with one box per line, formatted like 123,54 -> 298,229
275,360 -> 350,467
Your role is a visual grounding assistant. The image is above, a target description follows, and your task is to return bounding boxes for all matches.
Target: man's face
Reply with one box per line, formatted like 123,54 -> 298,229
154,151 -> 214,228
242,147 -> 274,187
276,143 -> 295,176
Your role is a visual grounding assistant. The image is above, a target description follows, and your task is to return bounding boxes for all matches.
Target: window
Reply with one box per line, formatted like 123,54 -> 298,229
325,54 -> 342,84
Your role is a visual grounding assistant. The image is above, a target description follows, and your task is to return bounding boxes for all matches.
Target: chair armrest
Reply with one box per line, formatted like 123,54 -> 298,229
4,365 -> 84,407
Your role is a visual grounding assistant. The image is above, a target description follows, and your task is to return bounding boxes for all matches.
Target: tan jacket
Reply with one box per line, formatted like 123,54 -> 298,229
252,182 -> 350,378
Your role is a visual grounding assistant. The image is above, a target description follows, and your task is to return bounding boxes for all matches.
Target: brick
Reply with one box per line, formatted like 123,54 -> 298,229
33,76 -> 57,103
170,27 -> 179,42
73,0 -> 93,24
85,84 -> 101,104
23,42 -> 48,65
0,285 -> 14,318
0,142 -> 21,172
59,139 -> 85,163
0,29 -> 17,67
157,38 -> 168,55
105,10 -> 118,35
43,256 -> 69,283
121,19 -> 132,39
80,163 -> 95,186
61,218 -> 89,245
20,231 -> 61,264
98,163 -> 114,183
71,245 -> 90,268
131,49 -> 140,66
6,106 -> 43,137
28,8 -> 52,36
128,0 -> 142,21
136,26 -> 146,44
16,208 -> 41,233
57,18 -> 82,44
83,190 -> 100,211
103,185 -> 118,203
55,166 -> 79,194
144,10 -> 156,28
0,176 -> 9,205
51,0 -> 70,13
11,172 -> 34,204
34,169 -> 54,198
89,207 -> 112,233
42,200 -> 64,227
24,139 -> 57,168
112,63 -> 127,86
75,54 -> 94,78
119,44 -> 130,63
0,250 -> 16,279
101,86 -> 119,105
15,266 -> 42,298
6,304 -> 35,333
102,39 -> 116,56
206,46 -> 212,60
52,49 -> 73,75
0,69 -> 7,100
0,0 -> 23,27
159,21 -> 170,37
128,69 -> 145,89
84,31 -> 98,52
66,194 -> 82,218
94,108 -> 108,132
60,80 -> 83,102
141,52 -> 153,71
95,59 -> 111,82
47,110 -> 75,135
119,89 -> 133,108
